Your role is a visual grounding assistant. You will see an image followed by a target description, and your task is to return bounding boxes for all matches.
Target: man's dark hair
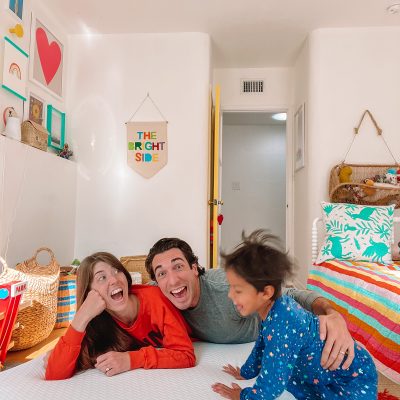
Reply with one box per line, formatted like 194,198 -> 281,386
145,237 -> 205,280
222,230 -> 293,301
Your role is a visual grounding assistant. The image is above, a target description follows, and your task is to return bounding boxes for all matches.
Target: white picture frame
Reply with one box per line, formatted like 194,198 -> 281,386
29,13 -> 64,100
294,103 -> 305,172
1,36 -> 29,101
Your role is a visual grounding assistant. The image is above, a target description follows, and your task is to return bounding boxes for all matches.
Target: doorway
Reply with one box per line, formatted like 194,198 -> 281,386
219,111 -> 287,253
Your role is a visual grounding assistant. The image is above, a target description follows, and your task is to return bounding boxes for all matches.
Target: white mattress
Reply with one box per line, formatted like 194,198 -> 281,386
1,342 -> 256,400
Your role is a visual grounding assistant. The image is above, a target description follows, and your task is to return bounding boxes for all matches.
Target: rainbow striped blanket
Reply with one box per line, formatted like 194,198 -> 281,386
307,260 -> 400,384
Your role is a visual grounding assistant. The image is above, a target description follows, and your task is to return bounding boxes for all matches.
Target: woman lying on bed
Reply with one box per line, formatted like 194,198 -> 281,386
45,252 -> 195,380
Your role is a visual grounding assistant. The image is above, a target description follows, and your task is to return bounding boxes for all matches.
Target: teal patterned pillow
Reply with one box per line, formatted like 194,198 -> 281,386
316,202 -> 394,264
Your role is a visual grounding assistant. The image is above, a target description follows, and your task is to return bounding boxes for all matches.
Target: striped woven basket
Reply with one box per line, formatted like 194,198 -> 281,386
9,247 -> 60,350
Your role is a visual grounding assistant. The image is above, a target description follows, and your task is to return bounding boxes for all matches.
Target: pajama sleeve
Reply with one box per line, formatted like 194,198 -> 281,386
240,329 -> 265,379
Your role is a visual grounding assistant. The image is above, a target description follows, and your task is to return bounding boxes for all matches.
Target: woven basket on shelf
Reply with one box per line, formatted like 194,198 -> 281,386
120,255 -> 151,283
9,247 -> 60,350
21,120 -> 48,151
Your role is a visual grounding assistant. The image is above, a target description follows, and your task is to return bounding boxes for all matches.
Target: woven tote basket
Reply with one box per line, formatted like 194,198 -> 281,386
10,247 -> 60,350
120,255 -> 151,283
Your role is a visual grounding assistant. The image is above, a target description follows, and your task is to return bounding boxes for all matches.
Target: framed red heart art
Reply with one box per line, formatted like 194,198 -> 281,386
29,15 -> 64,99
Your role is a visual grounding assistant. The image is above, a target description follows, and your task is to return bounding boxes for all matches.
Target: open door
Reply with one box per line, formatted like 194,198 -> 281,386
209,85 -> 223,268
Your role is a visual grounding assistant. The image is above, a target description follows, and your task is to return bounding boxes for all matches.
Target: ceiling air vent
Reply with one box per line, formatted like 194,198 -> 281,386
241,79 -> 264,94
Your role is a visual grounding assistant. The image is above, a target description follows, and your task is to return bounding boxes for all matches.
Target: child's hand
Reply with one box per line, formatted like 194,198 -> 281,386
212,382 -> 241,399
222,364 -> 245,380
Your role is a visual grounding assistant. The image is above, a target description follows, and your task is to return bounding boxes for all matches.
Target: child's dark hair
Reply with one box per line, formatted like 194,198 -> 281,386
222,229 -> 293,301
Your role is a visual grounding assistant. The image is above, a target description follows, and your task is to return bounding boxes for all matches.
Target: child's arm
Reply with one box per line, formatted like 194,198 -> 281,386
239,329 -> 265,379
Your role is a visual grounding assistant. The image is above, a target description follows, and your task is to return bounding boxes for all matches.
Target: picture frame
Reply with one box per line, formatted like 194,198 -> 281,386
294,103 -> 305,171
28,92 -> 45,125
8,0 -> 24,21
1,36 -> 29,101
29,14 -> 64,99
47,105 -> 65,150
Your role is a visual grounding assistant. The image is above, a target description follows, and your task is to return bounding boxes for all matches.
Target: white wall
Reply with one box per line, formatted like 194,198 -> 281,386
0,0 -> 76,268
67,33 -> 211,265
221,123 -> 286,252
294,27 -> 400,286
213,68 -> 291,110
292,40 -> 310,287
0,136 -> 76,267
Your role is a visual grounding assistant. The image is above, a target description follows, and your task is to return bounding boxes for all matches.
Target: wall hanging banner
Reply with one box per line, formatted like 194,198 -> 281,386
126,121 -> 168,178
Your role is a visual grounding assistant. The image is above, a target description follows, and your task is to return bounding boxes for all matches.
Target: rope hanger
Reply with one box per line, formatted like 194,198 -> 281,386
342,109 -> 398,165
126,93 -> 168,123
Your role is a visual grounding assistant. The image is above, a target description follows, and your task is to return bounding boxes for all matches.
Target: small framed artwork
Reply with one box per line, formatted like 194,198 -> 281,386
30,15 -> 64,99
28,92 -> 45,125
8,0 -> 24,20
294,103 -> 305,172
1,37 -> 29,101
47,105 -> 65,150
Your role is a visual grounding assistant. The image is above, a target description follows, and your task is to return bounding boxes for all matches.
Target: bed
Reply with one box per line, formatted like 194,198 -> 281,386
307,217 -> 400,384
0,342 -> 256,400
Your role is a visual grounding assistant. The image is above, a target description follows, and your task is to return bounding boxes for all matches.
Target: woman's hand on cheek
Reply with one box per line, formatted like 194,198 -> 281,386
95,351 -> 131,376
72,290 -> 106,332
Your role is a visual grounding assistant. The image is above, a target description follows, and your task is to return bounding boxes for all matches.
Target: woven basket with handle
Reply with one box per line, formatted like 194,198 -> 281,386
8,247 -> 60,350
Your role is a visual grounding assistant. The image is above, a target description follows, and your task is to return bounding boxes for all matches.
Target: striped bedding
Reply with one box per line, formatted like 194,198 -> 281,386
307,260 -> 400,384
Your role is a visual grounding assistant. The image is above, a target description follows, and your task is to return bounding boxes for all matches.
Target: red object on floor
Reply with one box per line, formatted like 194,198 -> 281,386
378,389 -> 400,400
0,281 -> 26,365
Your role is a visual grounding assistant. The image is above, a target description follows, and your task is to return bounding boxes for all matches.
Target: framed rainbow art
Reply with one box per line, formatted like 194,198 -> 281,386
1,36 -> 29,101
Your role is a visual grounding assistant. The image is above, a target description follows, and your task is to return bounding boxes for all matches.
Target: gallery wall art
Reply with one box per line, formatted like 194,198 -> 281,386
1,36 -> 29,101
30,16 -> 64,99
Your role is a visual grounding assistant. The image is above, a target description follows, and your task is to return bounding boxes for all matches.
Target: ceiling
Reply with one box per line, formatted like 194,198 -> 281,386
43,0 -> 400,68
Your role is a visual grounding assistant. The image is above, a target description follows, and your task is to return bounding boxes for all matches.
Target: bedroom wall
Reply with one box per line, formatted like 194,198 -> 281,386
66,33 -> 211,265
0,0 -> 76,268
294,27 -> 400,286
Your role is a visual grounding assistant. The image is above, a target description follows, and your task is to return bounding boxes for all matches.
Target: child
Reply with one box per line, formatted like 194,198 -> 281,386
212,230 -> 377,399
45,252 -> 195,380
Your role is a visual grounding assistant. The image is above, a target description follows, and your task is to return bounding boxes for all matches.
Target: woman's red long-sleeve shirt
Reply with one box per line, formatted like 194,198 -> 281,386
45,285 -> 195,380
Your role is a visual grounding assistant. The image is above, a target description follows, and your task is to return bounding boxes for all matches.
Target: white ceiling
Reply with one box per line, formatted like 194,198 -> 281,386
43,0 -> 400,68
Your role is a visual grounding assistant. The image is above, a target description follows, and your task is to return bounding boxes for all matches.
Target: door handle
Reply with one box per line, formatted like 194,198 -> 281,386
208,199 -> 224,206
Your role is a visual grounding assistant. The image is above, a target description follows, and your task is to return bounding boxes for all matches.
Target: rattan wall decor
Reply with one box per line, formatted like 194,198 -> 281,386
329,110 -> 400,208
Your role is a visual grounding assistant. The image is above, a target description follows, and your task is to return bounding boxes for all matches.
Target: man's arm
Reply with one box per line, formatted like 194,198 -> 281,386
284,288 -> 354,370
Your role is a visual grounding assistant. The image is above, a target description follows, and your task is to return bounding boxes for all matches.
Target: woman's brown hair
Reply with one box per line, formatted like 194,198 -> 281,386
75,252 -> 140,372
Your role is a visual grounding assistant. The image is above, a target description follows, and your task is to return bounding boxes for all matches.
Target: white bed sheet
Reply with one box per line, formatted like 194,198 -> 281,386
1,342 -> 257,400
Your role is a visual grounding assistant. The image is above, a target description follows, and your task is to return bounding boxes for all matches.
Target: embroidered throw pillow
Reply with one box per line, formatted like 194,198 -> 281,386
316,202 -> 394,264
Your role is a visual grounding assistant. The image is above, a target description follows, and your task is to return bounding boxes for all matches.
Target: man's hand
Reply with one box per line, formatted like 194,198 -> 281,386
222,364 -> 245,380
212,382 -> 241,399
319,311 -> 354,370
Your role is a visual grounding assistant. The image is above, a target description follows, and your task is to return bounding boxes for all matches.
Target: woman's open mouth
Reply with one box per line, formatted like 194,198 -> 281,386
110,287 -> 124,301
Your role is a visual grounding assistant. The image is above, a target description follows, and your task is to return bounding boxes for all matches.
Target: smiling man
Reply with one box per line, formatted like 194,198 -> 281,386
145,237 -> 355,372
